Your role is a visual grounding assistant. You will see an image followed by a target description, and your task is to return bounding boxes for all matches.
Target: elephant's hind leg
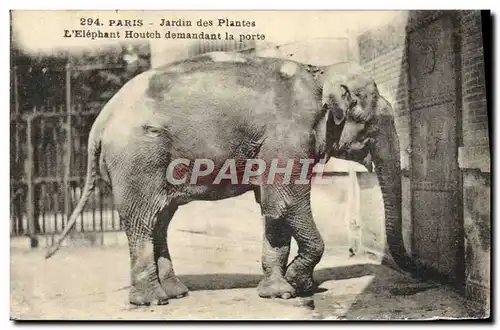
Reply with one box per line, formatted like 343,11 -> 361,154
154,203 -> 189,299
123,220 -> 170,306
114,176 -> 170,306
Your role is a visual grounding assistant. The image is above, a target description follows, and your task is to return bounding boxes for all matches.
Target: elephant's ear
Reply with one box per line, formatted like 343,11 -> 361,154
323,92 -> 346,126
323,82 -> 352,126
324,102 -> 345,158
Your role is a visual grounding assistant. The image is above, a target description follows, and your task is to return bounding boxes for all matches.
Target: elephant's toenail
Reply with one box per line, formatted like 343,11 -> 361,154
156,298 -> 169,305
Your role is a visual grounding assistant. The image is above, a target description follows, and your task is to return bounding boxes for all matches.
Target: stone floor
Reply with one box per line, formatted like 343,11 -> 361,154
11,237 -> 473,320
10,191 -> 476,320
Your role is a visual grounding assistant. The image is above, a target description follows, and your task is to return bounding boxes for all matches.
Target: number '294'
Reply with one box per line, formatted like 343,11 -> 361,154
80,18 -> 101,26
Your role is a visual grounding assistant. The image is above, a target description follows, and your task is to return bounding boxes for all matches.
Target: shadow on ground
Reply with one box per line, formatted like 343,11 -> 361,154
169,263 -> 472,320
179,263 -> 376,291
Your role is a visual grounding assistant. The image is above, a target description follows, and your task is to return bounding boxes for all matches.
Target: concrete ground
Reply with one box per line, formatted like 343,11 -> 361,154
10,191 -> 473,320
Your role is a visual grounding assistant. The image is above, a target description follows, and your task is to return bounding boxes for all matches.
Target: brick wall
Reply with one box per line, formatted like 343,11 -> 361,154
357,23 -> 411,169
459,10 -> 491,317
358,24 -> 409,114
460,11 -> 489,147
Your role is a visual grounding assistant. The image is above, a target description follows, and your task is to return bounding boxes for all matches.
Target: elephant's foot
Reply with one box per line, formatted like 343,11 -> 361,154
257,275 -> 296,299
129,284 -> 170,306
157,256 -> 189,299
285,261 -> 318,295
160,276 -> 189,299
128,266 -> 171,306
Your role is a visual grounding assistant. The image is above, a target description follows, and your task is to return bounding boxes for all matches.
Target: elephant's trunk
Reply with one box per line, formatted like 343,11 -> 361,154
370,98 -> 417,274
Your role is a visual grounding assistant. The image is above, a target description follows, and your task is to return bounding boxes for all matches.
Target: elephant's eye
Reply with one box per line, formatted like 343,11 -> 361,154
354,91 -> 364,99
348,98 -> 358,110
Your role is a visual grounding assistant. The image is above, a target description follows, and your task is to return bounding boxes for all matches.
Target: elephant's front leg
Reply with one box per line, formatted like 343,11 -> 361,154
259,184 -> 324,295
257,215 -> 295,298
283,186 -> 324,294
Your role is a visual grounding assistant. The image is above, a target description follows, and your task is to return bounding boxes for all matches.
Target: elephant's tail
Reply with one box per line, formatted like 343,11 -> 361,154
45,137 -> 102,259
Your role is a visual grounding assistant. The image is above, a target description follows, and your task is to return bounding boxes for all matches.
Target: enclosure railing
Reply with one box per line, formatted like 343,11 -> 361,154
10,62 -> 150,246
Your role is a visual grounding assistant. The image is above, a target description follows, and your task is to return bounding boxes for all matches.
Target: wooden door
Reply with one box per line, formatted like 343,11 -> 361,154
408,13 -> 464,286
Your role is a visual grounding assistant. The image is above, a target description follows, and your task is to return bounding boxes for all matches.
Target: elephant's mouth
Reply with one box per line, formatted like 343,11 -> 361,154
333,137 -> 370,155
348,139 -> 370,152
331,138 -> 373,171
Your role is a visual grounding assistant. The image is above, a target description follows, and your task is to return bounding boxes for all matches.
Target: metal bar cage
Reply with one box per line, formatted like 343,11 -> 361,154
9,62 -> 150,239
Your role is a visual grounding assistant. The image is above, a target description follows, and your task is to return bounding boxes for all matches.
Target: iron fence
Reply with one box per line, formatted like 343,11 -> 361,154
10,62 -> 150,243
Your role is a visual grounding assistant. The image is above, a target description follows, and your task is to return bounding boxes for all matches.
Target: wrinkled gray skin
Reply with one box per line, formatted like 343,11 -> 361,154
45,53 -> 413,306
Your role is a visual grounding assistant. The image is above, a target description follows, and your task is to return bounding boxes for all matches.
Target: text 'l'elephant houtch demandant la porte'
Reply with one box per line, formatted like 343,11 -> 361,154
45,51 -> 415,306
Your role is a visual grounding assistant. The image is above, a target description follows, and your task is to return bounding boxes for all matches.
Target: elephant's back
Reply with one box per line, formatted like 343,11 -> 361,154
149,69 -> 277,161
146,55 -> 320,128
99,55 -> 319,161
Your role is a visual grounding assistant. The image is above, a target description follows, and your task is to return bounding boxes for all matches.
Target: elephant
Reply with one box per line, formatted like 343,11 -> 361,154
45,51 -> 414,306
